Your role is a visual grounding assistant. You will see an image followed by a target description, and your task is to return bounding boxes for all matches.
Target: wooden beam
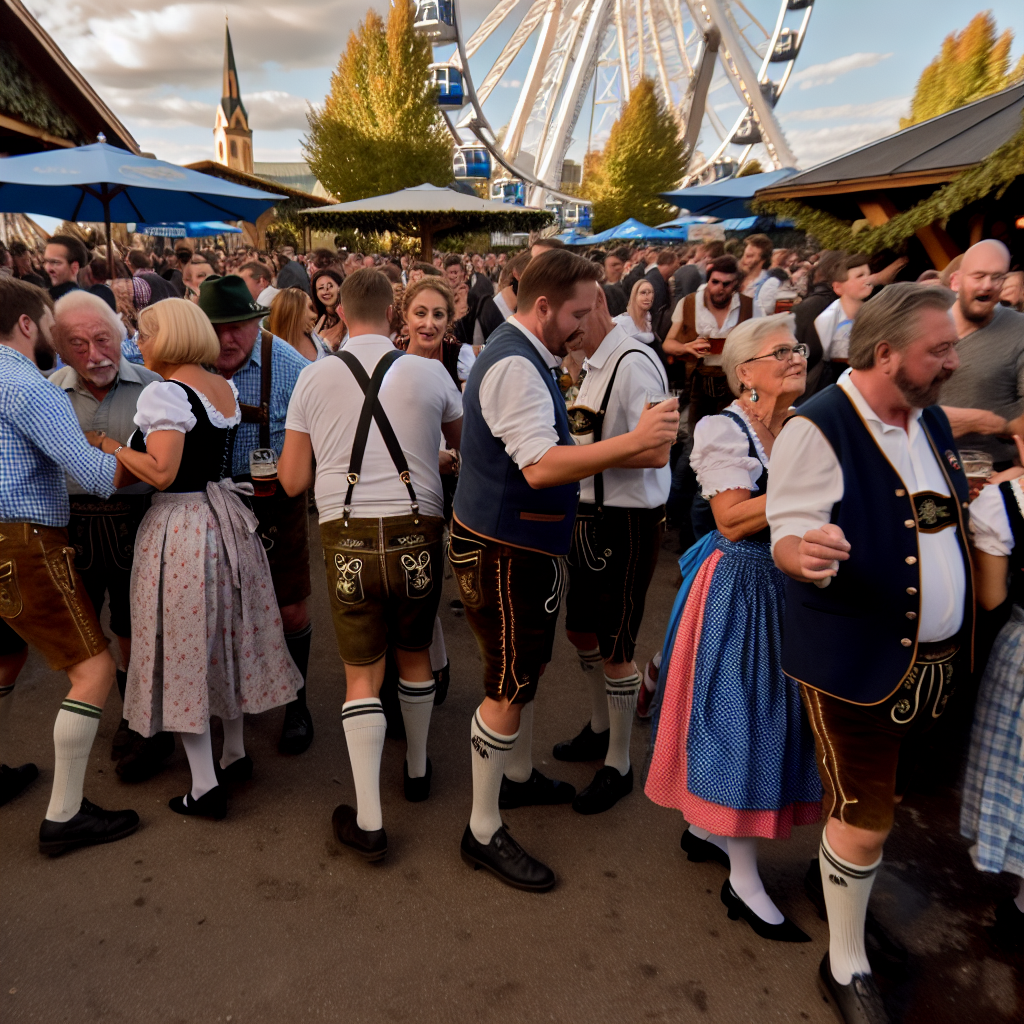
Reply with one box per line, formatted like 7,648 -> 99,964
857,194 -> 899,227
756,166 -> 972,202
0,112 -> 75,148
969,214 -> 985,246
914,221 -> 960,270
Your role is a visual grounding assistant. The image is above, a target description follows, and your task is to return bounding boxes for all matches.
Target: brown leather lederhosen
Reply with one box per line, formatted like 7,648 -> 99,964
237,329 -> 312,606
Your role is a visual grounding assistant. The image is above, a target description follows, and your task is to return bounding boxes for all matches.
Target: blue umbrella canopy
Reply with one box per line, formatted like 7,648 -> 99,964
0,142 -> 281,224
587,218 -> 671,244
659,168 -> 798,219
553,228 -> 592,245
135,221 -> 243,238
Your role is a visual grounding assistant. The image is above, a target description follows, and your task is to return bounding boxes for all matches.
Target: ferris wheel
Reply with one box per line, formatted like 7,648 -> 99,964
415,0 -> 814,209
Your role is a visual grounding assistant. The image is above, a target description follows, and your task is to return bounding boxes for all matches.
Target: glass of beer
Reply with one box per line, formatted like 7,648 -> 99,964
249,448 -> 278,498
646,390 -> 674,409
960,449 -> 994,500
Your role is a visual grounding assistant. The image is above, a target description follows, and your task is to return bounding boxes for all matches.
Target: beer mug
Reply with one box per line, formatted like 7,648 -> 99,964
249,448 -> 278,498
960,450 -> 994,486
645,391 -> 674,409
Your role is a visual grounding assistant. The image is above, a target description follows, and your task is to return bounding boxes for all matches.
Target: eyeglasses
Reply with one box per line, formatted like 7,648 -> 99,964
739,343 -> 809,365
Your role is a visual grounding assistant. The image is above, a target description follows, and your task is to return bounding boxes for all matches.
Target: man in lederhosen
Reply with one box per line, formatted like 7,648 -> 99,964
554,286 -> 671,813
767,283 -> 972,1024
450,250 -> 679,890
198,277 -> 316,754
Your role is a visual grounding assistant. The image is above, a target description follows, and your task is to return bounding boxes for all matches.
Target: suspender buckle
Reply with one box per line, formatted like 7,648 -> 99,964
346,472 -> 359,485
400,471 -> 411,485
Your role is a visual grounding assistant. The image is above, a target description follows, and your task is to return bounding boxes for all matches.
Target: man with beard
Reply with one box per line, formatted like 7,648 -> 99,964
939,239 -> 1024,468
450,249 -> 679,890
767,284 -> 971,1024
48,291 -> 166,780
0,277 -> 140,851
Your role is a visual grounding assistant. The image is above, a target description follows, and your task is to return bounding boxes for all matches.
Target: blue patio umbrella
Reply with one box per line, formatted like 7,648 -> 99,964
659,168 -> 798,219
553,228 -> 592,245
0,141 -> 281,276
135,221 -> 243,238
587,217 -> 671,244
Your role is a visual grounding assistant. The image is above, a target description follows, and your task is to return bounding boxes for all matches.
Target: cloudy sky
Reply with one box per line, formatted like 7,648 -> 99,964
26,0 -> 1024,171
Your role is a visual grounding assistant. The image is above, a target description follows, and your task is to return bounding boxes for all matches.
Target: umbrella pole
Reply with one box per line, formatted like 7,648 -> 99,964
103,186 -> 114,284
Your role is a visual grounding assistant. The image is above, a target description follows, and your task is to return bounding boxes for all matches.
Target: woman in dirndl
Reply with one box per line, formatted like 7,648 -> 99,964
961,444 -> 1024,950
90,299 -> 301,820
645,313 -> 822,942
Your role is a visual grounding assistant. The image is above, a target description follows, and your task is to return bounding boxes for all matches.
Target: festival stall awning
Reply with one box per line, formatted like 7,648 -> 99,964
586,218 -> 673,244
134,221 -> 243,238
659,168 -> 798,219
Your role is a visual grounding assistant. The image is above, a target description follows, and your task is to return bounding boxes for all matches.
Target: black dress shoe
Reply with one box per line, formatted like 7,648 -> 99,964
332,804 -> 387,861
721,879 -> 811,942
116,731 -> 174,782
552,722 -> 609,762
499,768 -> 576,809
216,755 -> 254,786
817,953 -> 890,1024
992,897 -> 1024,951
169,786 -> 227,820
572,765 -> 633,814
38,798 -> 140,856
460,824 -> 555,892
278,700 -> 314,755
433,661 -> 451,706
110,718 -> 135,761
680,827 -> 730,869
0,762 -> 38,807
404,758 -> 432,802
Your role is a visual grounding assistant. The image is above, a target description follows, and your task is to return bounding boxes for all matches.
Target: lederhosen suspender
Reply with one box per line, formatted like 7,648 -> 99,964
238,329 -> 274,450
333,349 -> 420,527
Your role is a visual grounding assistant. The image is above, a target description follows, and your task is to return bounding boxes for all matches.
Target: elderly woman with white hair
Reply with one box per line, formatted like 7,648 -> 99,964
646,312 -> 822,942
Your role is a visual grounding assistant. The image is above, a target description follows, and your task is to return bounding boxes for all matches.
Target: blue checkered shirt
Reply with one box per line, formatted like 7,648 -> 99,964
0,346 -> 117,526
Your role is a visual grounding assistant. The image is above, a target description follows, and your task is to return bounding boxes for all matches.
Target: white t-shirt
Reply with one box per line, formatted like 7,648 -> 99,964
285,334 -> 462,521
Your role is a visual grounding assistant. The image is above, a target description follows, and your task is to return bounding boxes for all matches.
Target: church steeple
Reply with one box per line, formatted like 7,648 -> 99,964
213,21 -> 253,172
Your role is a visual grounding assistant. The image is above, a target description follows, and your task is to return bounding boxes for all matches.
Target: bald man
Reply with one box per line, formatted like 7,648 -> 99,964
940,240 -> 1024,466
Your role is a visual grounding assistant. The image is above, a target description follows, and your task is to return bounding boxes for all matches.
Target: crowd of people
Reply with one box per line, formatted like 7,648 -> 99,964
2,224 -> 1024,1024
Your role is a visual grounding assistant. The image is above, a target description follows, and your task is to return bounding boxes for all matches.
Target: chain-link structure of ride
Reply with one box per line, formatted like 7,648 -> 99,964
415,0 -> 814,218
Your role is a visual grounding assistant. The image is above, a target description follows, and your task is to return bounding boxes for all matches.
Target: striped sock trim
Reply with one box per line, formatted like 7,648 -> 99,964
605,671 -> 641,713
342,699 -> 384,722
398,680 -> 436,703
61,698 -> 102,719
578,647 -> 603,672
471,709 -> 516,753
820,832 -> 880,881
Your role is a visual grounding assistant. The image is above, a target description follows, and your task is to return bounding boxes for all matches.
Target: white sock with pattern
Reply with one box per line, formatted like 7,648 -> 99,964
504,700 -> 534,783
820,829 -> 881,985
469,707 -> 517,844
46,699 -> 102,822
342,699 -> 387,831
604,670 -> 640,774
398,677 -> 435,778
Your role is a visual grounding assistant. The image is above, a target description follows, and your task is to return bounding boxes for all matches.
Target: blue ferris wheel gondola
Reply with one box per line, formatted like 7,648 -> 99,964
453,144 -> 491,180
429,63 -> 464,110
413,0 -> 457,44
490,178 -> 525,205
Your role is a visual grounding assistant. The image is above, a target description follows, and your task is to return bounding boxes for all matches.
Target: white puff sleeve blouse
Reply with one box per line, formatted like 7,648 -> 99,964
689,405 -> 767,499
133,381 -> 197,437
969,482 -> 1015,557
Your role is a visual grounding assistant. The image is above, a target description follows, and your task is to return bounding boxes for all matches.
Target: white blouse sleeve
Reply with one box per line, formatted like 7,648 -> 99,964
969,483 -> 1015,557
690,413 -> 763,499
133,381 -> 197,436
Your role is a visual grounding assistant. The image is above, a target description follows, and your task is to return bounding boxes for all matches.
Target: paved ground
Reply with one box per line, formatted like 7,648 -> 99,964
0,521 -> 1021,1024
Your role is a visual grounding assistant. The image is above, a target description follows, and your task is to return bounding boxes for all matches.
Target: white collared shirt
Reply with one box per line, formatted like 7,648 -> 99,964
671,284 -> 761,367
572,324 -> 670,507
477,317 -> 563,470
813,298 -> 855,360
766,371 -> 966,641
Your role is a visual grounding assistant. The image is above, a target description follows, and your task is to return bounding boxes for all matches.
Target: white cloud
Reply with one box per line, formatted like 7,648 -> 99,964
781,97 -> 909,124
499,79 -> 523,88
791,52 -> 893,90
786,121 -> 904,167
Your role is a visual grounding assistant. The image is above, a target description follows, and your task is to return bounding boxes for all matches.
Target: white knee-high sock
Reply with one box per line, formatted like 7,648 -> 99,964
428,617 -> 447,673
727,837 -> 784,925
220,714 -> 246,769
688,823 -> 729,856
180,725 -> 219,800
504,700 -> 534,783
469,707 -> 517,844
398,677 -> 435,778
342,699 -> 387,831
46,699 -> 102,822
577,648 -> 609,732
820,829 -> 881,985
605,670 -> 640,774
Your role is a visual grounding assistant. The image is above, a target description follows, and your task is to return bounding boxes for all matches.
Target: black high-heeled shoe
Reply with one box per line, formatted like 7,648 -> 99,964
721,879 -> 811,942
169,786 -> 227,820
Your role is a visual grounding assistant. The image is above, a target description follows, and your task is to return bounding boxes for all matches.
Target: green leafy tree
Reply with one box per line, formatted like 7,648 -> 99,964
304,2 -> 453,202
901,12 -> 1024,128
581,78 -> 685,232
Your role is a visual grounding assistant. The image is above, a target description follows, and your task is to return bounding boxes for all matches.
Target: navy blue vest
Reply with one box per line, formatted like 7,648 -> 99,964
781,385 -> 974,705
454,322 -> 580,555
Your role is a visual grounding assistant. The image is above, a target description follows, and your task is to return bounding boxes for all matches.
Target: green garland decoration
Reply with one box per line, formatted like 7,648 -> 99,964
751,112 -> 1024,254
0,41 -> 84,143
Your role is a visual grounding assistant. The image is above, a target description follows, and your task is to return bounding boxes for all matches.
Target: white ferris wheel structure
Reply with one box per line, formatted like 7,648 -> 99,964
414,0 -> 815,214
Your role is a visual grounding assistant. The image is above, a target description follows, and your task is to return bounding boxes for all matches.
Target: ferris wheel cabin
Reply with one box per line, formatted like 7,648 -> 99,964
429,64 -> 464,110
453,144 -> 491,179
413,0 -> 457,44
490,178 -> 526,205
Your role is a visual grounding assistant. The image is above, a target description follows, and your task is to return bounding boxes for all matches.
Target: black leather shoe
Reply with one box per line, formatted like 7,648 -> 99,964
680,827 -> 731,869
460,824 -> 555,891
169,786 -> 227,820
278,700 -> 314,755
817,953 -> 890,1024
110,718 -> 135,761
332,803 -> 387,861
216,755 -> 254,787
0,762 -> 38,806
499,768 -> 575,809
433,661 -> 451,706
116,731 -> 174,782
38,798 -> 140,855
992,897 -> 1024,951
721,879 -> 811,942
552,722 -> 609,762
572,765 -> 633,814
404,758 -> 432,802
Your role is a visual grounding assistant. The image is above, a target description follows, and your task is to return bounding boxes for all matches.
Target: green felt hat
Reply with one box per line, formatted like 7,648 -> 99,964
197,274 -> 270,324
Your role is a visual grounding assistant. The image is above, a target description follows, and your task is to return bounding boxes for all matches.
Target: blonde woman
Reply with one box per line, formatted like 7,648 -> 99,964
614,278 -> 656,344
267,287 -> 328,361
88,299 -> 301,819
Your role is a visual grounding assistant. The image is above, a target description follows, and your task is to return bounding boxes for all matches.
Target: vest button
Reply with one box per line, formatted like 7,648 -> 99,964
905,556 -> 917,565
895,489 -> 906,497
962,502 -> 969,509
906,587 -> 918,595
904,519 -> 915,528
905,611 -> 917,620
901,638 -> 912,647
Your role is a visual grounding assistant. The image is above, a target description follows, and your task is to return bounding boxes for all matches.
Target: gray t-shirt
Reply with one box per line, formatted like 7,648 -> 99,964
940,304 -> 1024,462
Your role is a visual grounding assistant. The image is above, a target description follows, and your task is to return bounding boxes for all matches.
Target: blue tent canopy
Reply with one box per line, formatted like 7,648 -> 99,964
135,221 -> 243,238
553,228 -> 592,245
587,217 -> 671,244
660,168 -> 798,219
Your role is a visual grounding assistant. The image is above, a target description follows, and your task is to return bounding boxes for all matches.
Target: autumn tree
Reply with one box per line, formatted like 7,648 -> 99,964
901,12 -> 1024,127
581,78 -> 685,232
304,2 -> 453,202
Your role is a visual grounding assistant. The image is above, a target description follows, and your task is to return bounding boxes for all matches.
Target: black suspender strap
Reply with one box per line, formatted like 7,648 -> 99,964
333,349 -> 419,525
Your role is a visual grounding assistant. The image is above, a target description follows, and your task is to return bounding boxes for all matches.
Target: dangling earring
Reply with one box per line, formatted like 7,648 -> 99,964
749,386 -> 759,403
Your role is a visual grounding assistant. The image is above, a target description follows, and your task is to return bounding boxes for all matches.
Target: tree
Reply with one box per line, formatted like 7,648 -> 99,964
901,13 -> 1024,128
304,2 -> 453,202
581,78 -> 685,232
